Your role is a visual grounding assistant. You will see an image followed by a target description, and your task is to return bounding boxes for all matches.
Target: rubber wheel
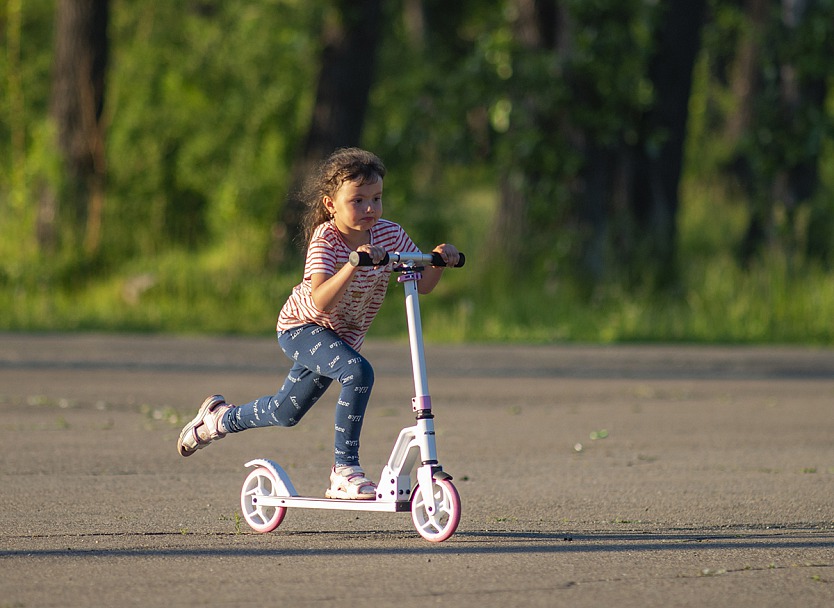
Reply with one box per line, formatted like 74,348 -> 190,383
240,466 -> 288,533
411,478 -> 461,542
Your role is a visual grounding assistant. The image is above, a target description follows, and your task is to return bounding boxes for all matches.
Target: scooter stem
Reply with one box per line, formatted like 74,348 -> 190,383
399,270 -> 431,411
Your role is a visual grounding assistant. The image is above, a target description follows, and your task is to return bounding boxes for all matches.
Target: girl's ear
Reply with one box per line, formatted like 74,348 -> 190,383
323,195 -> 335,216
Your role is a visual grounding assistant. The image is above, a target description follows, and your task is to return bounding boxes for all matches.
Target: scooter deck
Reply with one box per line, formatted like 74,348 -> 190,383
252,494 -> 412,513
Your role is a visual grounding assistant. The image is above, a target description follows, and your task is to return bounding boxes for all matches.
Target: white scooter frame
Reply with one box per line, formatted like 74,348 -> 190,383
240,251 -> 463,542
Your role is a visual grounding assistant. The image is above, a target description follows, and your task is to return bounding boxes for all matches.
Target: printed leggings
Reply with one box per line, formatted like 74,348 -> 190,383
223,324 -> 374,466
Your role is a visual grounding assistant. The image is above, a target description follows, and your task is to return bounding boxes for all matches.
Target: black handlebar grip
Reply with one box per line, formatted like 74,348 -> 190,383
431,251 -> 466,268
349,250 -> 466,268
349,251 -> 390,267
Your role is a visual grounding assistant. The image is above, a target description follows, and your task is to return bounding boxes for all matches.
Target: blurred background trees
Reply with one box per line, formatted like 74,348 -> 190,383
44,0 -> 108,257
274,0 -> 384,264
1,0 -> 832,339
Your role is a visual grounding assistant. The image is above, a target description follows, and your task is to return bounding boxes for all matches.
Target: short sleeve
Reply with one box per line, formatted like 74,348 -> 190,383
303,234 -> 338,279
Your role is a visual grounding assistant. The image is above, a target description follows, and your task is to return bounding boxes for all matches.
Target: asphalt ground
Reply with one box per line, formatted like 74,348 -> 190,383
1,333 -> 833,607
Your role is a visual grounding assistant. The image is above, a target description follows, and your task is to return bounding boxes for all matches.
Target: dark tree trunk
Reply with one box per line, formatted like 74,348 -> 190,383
47,0 -> 109,256
270,0 -> 383,265
630,0 -> 707,282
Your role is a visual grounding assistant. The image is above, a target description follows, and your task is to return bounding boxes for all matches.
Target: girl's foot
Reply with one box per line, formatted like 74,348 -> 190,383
177,395 -> 233,457
325,465 -> 377,500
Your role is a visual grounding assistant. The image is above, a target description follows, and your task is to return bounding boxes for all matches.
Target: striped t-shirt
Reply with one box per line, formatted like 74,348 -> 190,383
277,219 -> 418,350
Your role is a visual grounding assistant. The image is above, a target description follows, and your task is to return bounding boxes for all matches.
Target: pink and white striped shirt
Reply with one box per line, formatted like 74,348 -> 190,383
277,219 -> 418,350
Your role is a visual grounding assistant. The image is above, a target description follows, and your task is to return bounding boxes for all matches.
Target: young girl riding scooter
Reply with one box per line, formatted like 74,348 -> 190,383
177,147 -> 459,500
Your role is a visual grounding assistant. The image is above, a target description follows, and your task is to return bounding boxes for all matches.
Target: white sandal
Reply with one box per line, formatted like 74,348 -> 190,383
325,465 -> 377,500
177,395 -> 231,457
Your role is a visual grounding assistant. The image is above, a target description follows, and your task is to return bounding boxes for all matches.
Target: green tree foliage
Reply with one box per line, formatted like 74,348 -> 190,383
105,1 -> 321,261
739,0 -> 834,266
1,0 -> 833,339
0,0 -> 55,268
701,0 -> 834,267
363,0 -> 508,242
369,0 -> 666,284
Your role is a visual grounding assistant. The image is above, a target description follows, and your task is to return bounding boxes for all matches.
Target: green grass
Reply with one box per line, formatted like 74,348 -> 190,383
1,175 -> 833,344
414,254 -> 834,344
0,249 -> 294,335
2,246 -> 832,344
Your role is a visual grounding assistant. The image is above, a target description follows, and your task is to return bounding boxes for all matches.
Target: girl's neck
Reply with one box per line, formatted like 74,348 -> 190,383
332,220 -> 371,250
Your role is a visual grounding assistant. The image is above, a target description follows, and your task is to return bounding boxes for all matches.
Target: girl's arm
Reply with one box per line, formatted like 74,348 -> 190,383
309,265 -> 356,311
310,243 -> 387,311
418,243 -> 460,295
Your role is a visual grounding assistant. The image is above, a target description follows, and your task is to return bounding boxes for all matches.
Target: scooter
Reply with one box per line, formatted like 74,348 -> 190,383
239,249 -> 465,542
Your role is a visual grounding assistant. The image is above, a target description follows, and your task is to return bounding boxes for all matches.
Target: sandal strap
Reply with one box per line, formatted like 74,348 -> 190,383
335,467 -> 376,490
347,474 -> 374,487
203,403 -> 226,440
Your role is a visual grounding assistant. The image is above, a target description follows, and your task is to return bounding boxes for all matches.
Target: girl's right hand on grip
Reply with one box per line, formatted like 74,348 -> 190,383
349,251 -> 391,267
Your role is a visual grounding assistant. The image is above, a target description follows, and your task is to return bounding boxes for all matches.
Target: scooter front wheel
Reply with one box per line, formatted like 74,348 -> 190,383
240,466 -> 288,533
411,478 -> 461,542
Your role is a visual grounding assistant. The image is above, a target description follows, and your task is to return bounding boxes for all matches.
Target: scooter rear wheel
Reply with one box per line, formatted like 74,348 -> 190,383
411,478 -> 461,542
240,466 -> 288,533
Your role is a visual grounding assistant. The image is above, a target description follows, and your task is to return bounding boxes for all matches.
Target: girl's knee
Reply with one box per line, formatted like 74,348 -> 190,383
343,355 -> 374,389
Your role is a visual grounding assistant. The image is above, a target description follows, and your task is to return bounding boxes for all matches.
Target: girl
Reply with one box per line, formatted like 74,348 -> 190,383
177,148 -> 459,500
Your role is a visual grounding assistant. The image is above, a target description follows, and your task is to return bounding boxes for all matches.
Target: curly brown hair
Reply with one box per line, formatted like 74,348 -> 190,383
299,148 -> 386,246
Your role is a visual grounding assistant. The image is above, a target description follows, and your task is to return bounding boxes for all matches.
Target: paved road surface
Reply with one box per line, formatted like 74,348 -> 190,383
1,333 -> 833,607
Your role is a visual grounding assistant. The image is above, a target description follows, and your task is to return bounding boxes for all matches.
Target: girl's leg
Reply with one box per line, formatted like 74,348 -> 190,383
224,360 -> 332,431
223,325 -> 375,466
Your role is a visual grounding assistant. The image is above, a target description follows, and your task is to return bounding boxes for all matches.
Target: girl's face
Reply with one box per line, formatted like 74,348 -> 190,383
324,177 -> 383,237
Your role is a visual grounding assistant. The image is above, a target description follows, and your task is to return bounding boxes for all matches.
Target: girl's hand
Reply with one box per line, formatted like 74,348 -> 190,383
355,243 -> 387,266
432,243 -> 460,268
418,243 -> 459,294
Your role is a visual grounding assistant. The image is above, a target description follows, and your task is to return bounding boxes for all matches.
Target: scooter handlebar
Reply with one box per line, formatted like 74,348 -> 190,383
349,250 -> 466,268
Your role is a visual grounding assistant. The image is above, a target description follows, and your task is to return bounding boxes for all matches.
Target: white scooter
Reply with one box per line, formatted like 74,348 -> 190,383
239,250 -> 465,542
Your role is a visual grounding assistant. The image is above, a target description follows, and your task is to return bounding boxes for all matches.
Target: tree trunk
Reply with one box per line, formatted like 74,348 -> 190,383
269,0 -> 383,265
48,0 -> 109,256
630,0 -> 706,283
725,0 -> 769,143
